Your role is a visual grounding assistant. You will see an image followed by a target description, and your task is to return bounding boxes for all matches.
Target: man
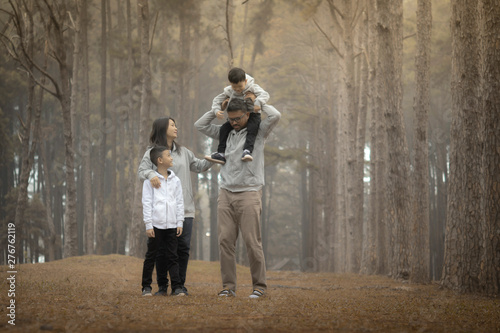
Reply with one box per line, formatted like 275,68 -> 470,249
194,94 -> 281,298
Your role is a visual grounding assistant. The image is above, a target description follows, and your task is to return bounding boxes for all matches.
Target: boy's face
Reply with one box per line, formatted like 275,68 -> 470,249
158,150 -> 173,168
231,79 -> 247,94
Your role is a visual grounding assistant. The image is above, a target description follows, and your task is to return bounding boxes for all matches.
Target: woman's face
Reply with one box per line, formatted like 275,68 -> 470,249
166,119 -> 178,139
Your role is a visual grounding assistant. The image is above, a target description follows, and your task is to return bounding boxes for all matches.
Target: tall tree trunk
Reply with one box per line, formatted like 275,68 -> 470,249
377,0 -> 411,279
225,0 -> 234,68
77,0 -> 94,255
364,0 -> 379,275
130,0 -> 152,257
107,0 -> 118,254
13,0 -> 39,264
126,0 -> 137,255
411,0 -> 432,284
479,0 -> 500,296
96,0 -> 108,255
40,137 -> 57,261
441,0 -> 482,292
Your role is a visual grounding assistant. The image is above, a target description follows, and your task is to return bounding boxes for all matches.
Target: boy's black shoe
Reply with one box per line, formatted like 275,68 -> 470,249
172,288 -> 186,296
205,152 -> 226,165
241,149 -> 253,162
154,286 -> 168,296
182,286 -> 189,296
142,286 -> 152,296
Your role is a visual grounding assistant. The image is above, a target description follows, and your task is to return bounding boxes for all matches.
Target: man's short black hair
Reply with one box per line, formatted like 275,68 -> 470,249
228,67 -> 246,84
227,99 -> 249,113
150,146 -> 169,167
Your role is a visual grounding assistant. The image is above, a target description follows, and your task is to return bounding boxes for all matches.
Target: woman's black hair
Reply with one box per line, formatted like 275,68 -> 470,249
149,117 -> 181,151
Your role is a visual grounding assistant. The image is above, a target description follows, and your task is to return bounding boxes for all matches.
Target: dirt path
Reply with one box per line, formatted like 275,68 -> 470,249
1,254 -> 499,332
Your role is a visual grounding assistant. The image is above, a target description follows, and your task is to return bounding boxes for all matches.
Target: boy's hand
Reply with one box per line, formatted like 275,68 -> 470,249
221,98 -> 229,110
216,110 -> 224,119
244,91 -> 256,101
254,104 -> 261,112
150,176 -> 161,189
176,227 -> 183,237
146,229 -> 155,238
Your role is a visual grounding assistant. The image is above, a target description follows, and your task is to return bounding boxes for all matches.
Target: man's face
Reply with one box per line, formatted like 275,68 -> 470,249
227,110 -> 249,131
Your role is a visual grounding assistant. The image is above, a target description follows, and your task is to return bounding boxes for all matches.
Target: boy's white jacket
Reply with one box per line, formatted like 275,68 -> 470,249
142,170 -> 184,230
210,74 -> 270,115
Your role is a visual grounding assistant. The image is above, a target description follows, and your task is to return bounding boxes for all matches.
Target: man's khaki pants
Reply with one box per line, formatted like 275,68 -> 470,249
217,188 -> 267,292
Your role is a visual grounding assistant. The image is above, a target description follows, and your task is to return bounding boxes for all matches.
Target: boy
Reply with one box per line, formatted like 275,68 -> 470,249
205,67 -> 269,165
141,146 -> 185,296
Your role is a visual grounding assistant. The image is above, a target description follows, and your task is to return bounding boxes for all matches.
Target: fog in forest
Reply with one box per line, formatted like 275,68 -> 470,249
0,0 -> 498,296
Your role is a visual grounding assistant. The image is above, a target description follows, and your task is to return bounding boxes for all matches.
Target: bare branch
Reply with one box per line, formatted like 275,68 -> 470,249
312,18 -> 344,59
325,0 -> 344,36
326,0 -> 344,19
148,11 -> 159,55
403,33 -> 416,40
351,3 -> 365,29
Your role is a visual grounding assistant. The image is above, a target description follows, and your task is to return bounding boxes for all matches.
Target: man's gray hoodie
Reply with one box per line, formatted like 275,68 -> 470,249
194,104 -> 281,192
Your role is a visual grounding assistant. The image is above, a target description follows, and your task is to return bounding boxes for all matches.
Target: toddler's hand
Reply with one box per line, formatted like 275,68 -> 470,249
146,229 -> 155,238
221,98 -> 229,110
216,110 -> 224,119
244,91 -> 256,101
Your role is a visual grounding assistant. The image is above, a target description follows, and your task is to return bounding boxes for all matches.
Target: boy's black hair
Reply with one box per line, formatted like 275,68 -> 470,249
228,67 -> 246,84
150,146 -> 169,167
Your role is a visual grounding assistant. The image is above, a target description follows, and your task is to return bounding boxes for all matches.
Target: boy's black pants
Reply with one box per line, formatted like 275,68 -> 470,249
154,227 -> 182,290
141,236 -> 158,289
217,112 -> 261,154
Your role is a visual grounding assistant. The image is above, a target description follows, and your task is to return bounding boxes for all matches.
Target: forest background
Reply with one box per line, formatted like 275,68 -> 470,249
0,0 -> 498,297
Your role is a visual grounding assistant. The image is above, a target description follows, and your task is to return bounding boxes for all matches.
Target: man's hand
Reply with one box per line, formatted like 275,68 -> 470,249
146,229 -> 155,238
216,110 -> 225,119
176,227 -> 183,237
150,176 -> 161,189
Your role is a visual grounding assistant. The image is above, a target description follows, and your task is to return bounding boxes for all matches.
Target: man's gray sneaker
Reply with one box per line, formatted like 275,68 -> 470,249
218,289 -> 236,297
249,289 -> 265,299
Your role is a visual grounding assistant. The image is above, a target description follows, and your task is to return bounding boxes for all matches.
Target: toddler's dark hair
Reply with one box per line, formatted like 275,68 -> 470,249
228,67 -> 246,84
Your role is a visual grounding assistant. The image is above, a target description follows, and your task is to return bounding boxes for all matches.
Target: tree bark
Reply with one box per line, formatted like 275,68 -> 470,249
377,0 -> 411,279
74,0 -> 94,256
95,0 -> 108,255
129,0 -> 152,257
479,0 -> 500,296
411,0 -> 432,284
441,0 -> 482,292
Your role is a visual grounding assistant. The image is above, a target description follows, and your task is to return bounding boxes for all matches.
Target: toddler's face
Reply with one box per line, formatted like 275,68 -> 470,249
231,79 -> 247,93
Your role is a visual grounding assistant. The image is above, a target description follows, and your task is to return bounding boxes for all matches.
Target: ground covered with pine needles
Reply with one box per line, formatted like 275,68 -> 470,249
1,254 -> 499,332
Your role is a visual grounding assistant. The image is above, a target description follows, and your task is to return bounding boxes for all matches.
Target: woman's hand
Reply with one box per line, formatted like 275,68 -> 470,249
150,176 -> 161,189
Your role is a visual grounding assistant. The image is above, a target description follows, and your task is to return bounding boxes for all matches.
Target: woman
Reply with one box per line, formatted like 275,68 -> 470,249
138,117 -> 212,296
